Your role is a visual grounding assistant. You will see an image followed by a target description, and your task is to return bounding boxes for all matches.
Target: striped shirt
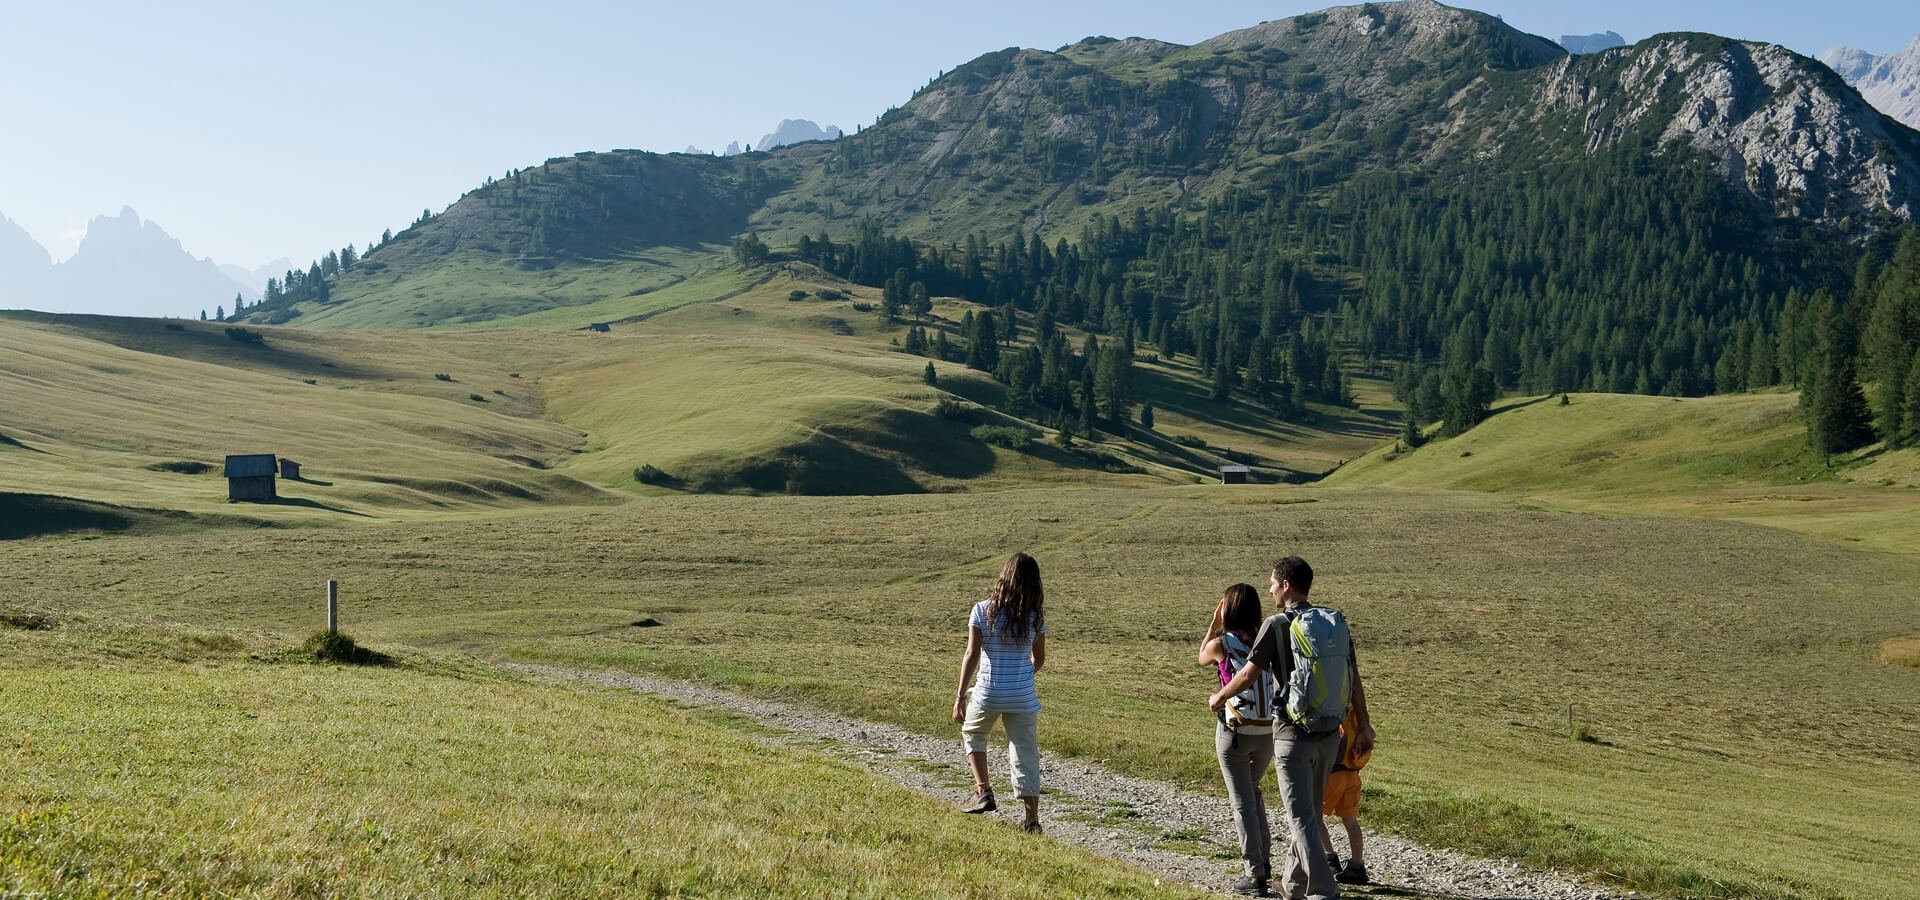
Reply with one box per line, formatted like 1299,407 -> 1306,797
969,599 -> 1046,713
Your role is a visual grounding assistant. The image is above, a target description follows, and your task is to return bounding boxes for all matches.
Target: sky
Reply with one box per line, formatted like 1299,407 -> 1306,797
1,1 -> 1914,271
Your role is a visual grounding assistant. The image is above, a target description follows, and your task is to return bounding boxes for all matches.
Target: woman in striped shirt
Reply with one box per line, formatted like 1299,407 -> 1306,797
951,551 -> 1047,832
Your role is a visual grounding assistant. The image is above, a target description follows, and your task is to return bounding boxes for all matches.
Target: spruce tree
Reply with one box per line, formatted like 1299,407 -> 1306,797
1903,352 -> 1920,447
1805,308 -> 1875,460
1140,401 -> 1155,430
924,361 -> 937,386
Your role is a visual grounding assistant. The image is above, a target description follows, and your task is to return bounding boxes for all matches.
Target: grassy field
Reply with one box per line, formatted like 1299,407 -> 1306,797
7,484 -> 1918,898
1327,391 -> 1920,553
9,300 -> 1920,897
0,622 -> 1195,898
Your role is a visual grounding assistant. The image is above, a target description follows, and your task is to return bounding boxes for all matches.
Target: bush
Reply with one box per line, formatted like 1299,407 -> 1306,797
935,396 -> 971,420
634,464 -> 674,485
788,290 -> 810,301
971,425 -> 1033,450
469,393 -> 487,402
1169,434 -> 1208,448
851,302 -> 874,313
224,327 -> 263,345
817,288 -> 847,301
434,373 -> 454,382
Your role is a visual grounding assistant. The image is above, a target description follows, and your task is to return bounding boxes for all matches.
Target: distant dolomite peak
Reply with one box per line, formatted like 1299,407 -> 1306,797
1820,35 -> 1920,130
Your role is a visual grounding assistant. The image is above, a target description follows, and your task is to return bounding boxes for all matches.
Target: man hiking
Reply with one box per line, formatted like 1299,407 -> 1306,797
1210,556 -> 1375,899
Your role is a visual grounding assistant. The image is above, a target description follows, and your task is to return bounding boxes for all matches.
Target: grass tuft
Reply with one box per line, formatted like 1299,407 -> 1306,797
296,631 -> 394,666
1880,637 -> 1920,668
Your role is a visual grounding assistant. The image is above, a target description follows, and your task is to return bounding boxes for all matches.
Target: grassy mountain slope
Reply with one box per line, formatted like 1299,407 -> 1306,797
0,312 -> 606,522
1328,391 -> 1920,551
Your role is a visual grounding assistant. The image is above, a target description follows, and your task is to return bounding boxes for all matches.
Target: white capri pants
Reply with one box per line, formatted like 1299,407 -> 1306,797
960,705 -> 1042,798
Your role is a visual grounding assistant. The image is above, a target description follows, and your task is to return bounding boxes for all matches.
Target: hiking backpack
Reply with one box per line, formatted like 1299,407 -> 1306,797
1217,631 -> 1277,734
1280,606 -> 1353,734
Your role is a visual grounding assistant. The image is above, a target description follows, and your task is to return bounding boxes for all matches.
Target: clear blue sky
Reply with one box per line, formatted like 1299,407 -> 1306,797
1,0 -> 1912,270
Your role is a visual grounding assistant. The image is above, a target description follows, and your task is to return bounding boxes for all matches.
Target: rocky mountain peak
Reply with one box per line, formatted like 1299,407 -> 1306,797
1538,35 -> 1920,223
1819,35 -> 1920,130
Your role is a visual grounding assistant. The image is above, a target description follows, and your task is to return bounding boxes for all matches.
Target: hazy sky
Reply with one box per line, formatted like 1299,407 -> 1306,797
2,1 -> 1914,270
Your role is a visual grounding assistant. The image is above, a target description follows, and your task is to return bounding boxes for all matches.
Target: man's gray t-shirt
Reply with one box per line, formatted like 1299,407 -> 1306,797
1247,605 -> 1353,742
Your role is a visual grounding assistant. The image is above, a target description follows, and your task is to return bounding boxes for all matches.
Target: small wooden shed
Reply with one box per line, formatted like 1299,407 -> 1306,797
279,458 -> 302,481
589,322 -> 611,332
224,454 -> 278,501
1219,465 -> 1250,485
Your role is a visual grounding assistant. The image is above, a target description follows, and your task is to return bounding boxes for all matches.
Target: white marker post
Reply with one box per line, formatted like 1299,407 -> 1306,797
326,580 -> 339,636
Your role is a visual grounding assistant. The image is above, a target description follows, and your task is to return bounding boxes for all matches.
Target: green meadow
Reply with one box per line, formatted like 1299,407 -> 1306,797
6,272 -> 1920,898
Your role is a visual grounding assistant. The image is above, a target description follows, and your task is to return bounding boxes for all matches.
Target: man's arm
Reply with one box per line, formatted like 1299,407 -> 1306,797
1209,661 -> 1263,712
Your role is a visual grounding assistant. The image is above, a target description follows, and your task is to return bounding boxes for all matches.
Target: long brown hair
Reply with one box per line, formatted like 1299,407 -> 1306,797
987,552 -> 1044,640
1221,583 -> 1262,637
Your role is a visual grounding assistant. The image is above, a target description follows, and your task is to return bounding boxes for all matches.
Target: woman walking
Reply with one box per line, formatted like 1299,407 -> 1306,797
952,551 -> 1047,832
1200,583 -> 1277,896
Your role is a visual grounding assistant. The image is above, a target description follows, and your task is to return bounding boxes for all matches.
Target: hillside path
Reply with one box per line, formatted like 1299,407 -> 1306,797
507,663 -> 1624,900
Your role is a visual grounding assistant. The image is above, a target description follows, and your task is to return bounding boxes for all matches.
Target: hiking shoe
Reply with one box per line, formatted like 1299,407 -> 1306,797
1022,819 -> 1043,834
961,789 -> 996,814
1336,862 -> 1370,885
1325,851 -> 1341,873
1230,875 -> 1270,896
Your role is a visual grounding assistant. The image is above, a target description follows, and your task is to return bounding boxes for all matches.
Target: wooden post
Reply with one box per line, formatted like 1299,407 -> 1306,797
1567,703 -> 1575,735
326,580 -> 338,635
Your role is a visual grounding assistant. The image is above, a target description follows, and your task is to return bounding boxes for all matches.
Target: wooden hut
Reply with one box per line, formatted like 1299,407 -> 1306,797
589,322 -> 611,332
1219,465 -> 1250,485
224,454 -> 278,501
279,458 -> 302,481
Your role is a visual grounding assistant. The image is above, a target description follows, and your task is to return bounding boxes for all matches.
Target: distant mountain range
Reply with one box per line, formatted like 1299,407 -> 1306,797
1821,35 -> 1920,130
683,119 -> 843,156
1558,31 -> 1625,55
0,208 -> 257,318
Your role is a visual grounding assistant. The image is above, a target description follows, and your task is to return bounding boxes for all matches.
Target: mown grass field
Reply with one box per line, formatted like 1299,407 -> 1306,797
1,622 -> 1196,899
8,484 -> 1919,898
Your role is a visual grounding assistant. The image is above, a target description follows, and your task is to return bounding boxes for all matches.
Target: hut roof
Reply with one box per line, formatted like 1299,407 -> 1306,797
1219,465 -> 1251,474
224,454 -> 278,478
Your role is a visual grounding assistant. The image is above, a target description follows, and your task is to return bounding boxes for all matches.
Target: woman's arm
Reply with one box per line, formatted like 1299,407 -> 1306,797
952,626 -> 984,724
1030,633 -> 1045,674
1197,598 -> 1227,666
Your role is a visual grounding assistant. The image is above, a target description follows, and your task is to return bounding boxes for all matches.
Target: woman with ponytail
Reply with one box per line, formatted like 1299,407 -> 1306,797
951,551 -> 1047,832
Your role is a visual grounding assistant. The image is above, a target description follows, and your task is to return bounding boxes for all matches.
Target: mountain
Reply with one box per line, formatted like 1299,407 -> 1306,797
3,208 -> 256,318
254,0 -> 1920,403
1821,35 -> 1920,129
218,258 -> 293,299
755,119 -> 843,151
0,214 -> 54,308
1559,31 -> 1626,54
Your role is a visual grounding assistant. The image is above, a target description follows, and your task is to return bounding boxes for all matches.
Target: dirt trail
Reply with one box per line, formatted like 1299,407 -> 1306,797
508,664 -> 1625,900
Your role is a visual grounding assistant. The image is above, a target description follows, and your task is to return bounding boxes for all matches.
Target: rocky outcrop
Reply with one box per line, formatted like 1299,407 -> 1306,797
1821,36 -> 1920,130
1534,36 -> 1920,223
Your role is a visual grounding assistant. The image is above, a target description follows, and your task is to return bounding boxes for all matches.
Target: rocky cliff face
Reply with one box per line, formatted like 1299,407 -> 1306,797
1820,36 -> 1920,130
1532,36 -> 1920,223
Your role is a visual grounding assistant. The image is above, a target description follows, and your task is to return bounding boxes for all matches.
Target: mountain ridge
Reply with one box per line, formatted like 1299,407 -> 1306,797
1820,35 -> 1920,130
0,208 -> 256,318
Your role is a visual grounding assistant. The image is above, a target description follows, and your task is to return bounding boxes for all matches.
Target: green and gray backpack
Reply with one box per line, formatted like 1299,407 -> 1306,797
1281,606 -> 1352,734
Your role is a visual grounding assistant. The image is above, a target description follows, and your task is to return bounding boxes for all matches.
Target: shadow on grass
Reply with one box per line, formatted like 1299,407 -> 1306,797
252,496 -> 370,517
296,631 -> 395,666
0,432 -> 45,453
0,493 -> 136,540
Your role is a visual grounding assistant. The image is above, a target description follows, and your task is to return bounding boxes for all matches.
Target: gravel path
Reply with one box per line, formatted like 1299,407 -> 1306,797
507,663 -> 1626,900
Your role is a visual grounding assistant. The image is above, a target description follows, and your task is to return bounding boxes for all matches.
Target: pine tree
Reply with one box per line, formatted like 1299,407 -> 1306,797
1140,401 -> 1155,430
1903,352 -> 1920,447
1805,307 -> 1875,460
924,361 -> 938,386
1440,366 -> 1496,436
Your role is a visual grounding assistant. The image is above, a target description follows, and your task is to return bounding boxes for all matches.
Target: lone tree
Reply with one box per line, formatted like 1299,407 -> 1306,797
924,361 -> 937,386
1140,401 -> 1155,430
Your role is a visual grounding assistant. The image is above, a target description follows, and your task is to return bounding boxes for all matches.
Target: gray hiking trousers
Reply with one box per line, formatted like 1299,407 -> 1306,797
1275,730 -> 1342,900
1216,722 -> 1274,879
